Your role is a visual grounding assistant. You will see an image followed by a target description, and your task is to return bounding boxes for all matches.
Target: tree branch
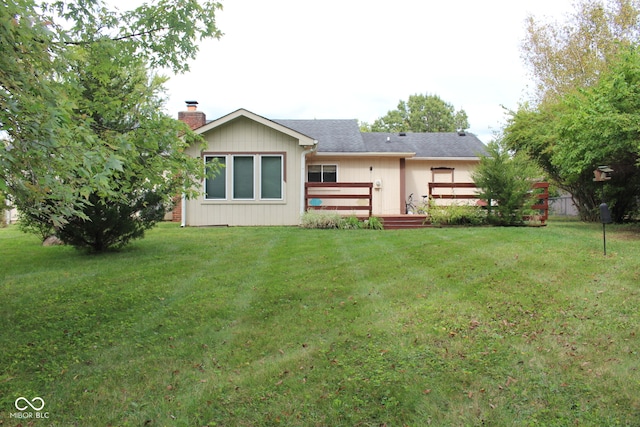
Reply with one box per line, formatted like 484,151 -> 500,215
63,27 -> 169,45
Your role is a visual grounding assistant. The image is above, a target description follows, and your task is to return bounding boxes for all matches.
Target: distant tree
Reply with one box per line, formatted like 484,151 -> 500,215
366,93 -> 469,133
521,0 -> 640,103
473,137 -> 542,225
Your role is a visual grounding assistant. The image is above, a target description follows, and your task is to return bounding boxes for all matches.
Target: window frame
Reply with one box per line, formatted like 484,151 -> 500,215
308,164 -> 338,183
232,155 -> 255,200
204,155 -> 227,200
260,155 -> 284,200
203,152 -> 286,202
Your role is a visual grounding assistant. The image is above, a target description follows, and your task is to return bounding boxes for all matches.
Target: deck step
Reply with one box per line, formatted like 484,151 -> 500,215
380,215 -> 431,230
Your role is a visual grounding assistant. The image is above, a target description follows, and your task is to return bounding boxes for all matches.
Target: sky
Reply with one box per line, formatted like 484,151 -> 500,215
161,0 -> 577,143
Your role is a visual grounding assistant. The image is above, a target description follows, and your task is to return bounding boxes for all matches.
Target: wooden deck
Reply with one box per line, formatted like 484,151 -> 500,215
380,215 -> 431,230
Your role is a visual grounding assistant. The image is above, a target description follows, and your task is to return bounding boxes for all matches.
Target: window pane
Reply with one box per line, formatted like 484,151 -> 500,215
308,165 -> 321,182
205,156 -> 226,199
261,156 -> 282,199
233,156 -> 254,199
323,165 -> 337,182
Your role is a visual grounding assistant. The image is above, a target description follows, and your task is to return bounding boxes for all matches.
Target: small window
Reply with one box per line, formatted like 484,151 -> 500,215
308,164 -> 337,182
205,156 -> 226,199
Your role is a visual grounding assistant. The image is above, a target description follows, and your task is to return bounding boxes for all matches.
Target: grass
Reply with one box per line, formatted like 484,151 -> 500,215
1,218 -> 639,426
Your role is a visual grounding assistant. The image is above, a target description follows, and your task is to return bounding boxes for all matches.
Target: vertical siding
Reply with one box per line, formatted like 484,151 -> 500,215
308,156 -> 403,215
406,160 -> 479,206
186,117 -> 305,226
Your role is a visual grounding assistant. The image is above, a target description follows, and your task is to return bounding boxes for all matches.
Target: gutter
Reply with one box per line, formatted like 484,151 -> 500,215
300,140 -> 319,217
408,157 -> 480,161
315,151 -> 415,158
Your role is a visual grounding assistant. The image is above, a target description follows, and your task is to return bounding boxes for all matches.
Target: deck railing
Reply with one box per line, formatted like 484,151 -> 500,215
427,181 -> 549,224
304,182 -> 373,217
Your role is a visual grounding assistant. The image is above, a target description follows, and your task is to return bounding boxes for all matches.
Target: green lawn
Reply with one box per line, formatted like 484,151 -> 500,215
1,219 -> 639,426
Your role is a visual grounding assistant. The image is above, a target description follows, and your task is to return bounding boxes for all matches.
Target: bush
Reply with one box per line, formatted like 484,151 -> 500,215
340,215 -> 363,229
300,211 -> 344,229
428,201 -> 487,226
18,215 -> 55,241
55,192 -> 167,252
364,216 -> 384,230
473,138 -> 541,225
301,212 -> 385,230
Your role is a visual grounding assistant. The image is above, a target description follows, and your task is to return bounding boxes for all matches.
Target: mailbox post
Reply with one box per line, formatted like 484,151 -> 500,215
600,202 -> 612,255
594,166 -> 613,255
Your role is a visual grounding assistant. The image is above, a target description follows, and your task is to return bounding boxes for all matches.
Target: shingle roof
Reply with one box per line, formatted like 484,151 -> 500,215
274,119 -> 367,152
274,119 -> 487,158
362,132 -> 487,158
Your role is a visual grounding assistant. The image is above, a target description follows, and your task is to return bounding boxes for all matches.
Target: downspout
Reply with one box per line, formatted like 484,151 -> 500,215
181,193 -> 186,227
300,140 -> 319,218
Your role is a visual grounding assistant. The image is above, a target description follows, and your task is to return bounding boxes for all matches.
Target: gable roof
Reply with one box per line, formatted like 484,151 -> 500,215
276,119 -> 486,159
274,119 -> 367,152
197,109 -> 317,147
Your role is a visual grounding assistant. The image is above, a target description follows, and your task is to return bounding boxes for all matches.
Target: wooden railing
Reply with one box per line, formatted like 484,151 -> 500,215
428,182 -> 478,199
427,181 -> 550,224
528,182 -> 550,223
305,182 -> 373,217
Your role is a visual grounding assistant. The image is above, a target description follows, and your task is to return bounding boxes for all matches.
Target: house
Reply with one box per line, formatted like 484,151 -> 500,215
177,104 -> 487,227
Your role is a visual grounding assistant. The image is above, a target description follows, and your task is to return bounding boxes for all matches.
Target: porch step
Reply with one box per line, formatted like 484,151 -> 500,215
380,215 -> 431,230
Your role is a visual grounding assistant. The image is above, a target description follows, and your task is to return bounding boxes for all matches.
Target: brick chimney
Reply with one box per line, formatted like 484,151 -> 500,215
178,101 -> 206,130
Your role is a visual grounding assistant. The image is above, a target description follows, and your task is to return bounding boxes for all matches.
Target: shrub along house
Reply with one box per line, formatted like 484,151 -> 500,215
175,103 -> 487,227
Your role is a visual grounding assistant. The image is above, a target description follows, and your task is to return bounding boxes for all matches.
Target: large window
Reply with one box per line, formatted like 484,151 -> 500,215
308,164 -> 337,182
204,154 -> 284,201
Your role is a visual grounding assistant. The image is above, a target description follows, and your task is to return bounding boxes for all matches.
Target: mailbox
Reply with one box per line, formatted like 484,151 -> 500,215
600,203 -> 612,224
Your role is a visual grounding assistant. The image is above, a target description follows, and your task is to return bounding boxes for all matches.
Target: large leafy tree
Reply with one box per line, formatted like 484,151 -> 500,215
555,46 -> 640,222
506,46 -> 640,221
507,0 -> 640,222
363,93 -> 469,133
1,0 -> 222,250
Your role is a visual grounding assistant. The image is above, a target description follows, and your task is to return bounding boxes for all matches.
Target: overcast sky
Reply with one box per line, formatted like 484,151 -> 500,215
161,0 -> 576,143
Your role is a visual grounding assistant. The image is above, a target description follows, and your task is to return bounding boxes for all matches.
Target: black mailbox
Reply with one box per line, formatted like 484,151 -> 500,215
600,203 -> 612,224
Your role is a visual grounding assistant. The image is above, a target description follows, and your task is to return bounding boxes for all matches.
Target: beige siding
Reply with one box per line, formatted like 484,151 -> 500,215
406,159 -> 479,207
307,156 -> 403,215
306,157 -> 481,215
185,117 -> 307,226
